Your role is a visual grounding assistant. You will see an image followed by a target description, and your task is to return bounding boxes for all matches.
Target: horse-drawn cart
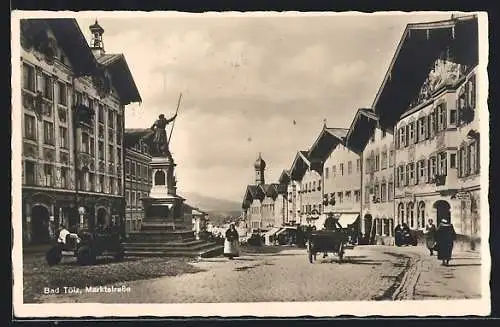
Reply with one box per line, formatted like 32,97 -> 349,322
306,220 -> 355,263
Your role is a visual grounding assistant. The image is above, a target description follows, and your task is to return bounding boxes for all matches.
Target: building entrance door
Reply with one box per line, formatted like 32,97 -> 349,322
434,200 -> 451,225
31,205 -> 50,245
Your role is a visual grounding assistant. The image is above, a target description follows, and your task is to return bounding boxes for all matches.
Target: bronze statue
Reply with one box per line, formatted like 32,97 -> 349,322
150,113 -> 177,157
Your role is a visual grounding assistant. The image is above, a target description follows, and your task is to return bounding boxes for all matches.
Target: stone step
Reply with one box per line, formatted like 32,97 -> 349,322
124,244 -> 224,258
123,239 -> 206,248
128,229 -> 195,235
123,241 -> 216,252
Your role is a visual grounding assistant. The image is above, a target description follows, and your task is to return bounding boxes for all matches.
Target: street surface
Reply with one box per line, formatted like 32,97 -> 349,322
36,245 -> 481,303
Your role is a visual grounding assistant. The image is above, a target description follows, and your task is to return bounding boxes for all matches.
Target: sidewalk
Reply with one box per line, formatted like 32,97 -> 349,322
412,246 -> 482,299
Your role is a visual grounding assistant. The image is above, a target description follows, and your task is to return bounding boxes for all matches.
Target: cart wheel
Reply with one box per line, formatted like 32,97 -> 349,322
338,242 -> 344,262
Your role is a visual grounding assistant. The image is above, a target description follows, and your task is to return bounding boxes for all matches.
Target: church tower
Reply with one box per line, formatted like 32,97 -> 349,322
89,20 -> 105,57
254,152 -> 266,185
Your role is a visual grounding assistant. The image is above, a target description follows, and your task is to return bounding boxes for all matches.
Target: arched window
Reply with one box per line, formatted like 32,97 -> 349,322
154,170 -> 166,186
398,203 -> 405,225
418,201 -> 426,228
407,202 -> 415,229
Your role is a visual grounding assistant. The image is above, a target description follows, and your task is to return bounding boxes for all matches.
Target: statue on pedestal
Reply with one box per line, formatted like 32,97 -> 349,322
145,113 -> 177,158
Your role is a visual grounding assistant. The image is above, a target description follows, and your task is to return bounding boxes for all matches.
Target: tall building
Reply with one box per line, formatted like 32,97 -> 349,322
371,15 -> 479,250
20,19 -> 141,244
242,153 -> 287,231
288,150 -> 313,226
346,109 -> 396,245
124,129 -> 153,234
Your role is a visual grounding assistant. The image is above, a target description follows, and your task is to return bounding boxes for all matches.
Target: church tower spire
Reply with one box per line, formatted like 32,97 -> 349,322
254,152 -> 266,185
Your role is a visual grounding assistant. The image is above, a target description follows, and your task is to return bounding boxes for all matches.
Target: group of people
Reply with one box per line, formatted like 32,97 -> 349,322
424,218 -> 457,266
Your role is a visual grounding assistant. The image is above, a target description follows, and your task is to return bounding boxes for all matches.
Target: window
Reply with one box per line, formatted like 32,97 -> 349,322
108,129 -> 114,143
135,163 -> 140,178
24,160 -> 36,185
437,103 -> 447,131
398,165 -> 405,187
110,177 -> 115,194
399,127 -> 406,148
365,158 -> 371,174
428,156 -> 437,181
81,132 -> 90,153
337,192 -> 343,203
24,114 -> 36,140
374,184 -> 379,202
132,162 -> 136,178
132,192 -> 136,208
60,167 -> 68,188
57,82 -> 67,105
348,161 -> 352,175
398,203 -> 405,225
43,121 -> 54,145
89,172 -> 95,191
365,186 -> 370,203
98,104 -> 105,123
354,190 -> 360,202
43,164 -> 53,186
381,182 -> 387,202
340,163 -> 344,176
98,141 -> 104,160
126,191 -> 130,207
417,117 -> 426,142
116,147 -> 121,162
125,160 -> 130,178
408,163 -> 415,185
325,167 -> 329,179
90,137 -> 95,156
407,202 -> 415,229
388,181 -> 394,201
74,91 -> 83,106
418,159 -> 426,183
381,151 -> 388,169
59,126 -> 68,148
408,122 -> 415,145
450,153 -> 457,168
108,145 -> 114,162
22,64 -> 35,91
375,153 -> 380,171
428,111 -> 436,138
345,191 -> 351,202
356,159 -> 360,173
450,108 -> 457,125
468,141 -> 478,175
332,165 -> 336,177
37,73 -> 53,100
108,110 -> 115,129
418,202 -> 425,229
99,175 -> 105,193
389,149 -> 394,167
438,152 -> 447,176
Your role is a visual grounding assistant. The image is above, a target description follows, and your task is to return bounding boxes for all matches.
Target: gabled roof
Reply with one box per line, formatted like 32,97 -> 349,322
24,19 -> 98,76
372,15 -> 478,129
260,183 -> 279,198
276,183 -> 288,195
278,169 -> 291,184
242,184 -> 265,209
308,126 -> 349,162
290,150 -> 310,181
345,108 -> 379,154
96,53 -> 142,105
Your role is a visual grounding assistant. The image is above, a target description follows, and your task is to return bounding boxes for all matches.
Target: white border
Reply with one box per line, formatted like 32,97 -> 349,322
11,10 -> 490,318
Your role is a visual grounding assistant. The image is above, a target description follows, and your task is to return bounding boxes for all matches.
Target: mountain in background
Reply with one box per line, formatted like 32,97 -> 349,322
179,191 -> 242,226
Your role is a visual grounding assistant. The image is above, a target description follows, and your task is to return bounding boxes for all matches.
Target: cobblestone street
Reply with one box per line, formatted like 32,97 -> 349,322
35,245 -> 481,303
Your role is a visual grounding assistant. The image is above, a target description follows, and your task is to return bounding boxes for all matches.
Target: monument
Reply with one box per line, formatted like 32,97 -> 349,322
124,101 -> 223,258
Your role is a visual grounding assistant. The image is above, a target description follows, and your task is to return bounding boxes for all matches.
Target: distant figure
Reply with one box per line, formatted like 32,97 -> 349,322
323,213 -> 339,231
150,113 -> 177,157
424,218 -> 437,256
435,218 -> 457,266
224,222 -> 240,260
394,223 -> 403,246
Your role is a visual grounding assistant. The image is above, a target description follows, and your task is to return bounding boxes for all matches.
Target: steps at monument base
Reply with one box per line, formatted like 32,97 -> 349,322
126,230 -> 195,243
124,243 -> 224,258
123,240 -> 217,252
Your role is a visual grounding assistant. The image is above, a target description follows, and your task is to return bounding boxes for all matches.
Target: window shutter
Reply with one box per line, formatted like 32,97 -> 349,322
423,159 -> 428,183
395,129 -> 400,149
405,125 -> 409,147
471,75 -> 476,109
427,114 -> 432,139
395,167 -> 399,187
442,103 -> 447,129
427,159 -> 431,183
405,165 -> 409,186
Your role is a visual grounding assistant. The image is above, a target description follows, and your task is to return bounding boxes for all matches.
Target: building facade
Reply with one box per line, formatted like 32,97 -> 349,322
20,19 -> 141,244
288,150 -> 312,226
371,15 -> 479,250
124,131 -> 152,234
242,154 -> 287,232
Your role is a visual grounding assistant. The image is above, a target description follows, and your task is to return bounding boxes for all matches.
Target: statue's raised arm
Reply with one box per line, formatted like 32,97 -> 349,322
150,114 -> 175,158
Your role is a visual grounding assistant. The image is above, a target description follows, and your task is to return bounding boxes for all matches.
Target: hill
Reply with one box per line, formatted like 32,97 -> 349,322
178,191 -> 242,225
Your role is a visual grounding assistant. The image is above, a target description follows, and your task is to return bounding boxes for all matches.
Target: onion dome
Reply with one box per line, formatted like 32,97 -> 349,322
254,152 -> 266,170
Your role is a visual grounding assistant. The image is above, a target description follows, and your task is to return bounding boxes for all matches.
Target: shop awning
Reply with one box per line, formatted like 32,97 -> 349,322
338,213 -> 360,228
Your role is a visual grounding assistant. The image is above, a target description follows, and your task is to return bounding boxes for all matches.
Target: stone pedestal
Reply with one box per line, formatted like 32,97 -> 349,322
124,155 -> 223,258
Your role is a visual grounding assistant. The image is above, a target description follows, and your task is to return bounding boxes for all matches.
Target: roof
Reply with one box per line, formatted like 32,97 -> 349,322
345,108 -> 379,154
96,53 -> 142,105
308,126 -> 349,162
124,128 -> 151,148
24,19 -> 97,76
289,150 -> 311,181
260,183 -> 279,198
371,15 -> 478,129
278,169 -> 291,184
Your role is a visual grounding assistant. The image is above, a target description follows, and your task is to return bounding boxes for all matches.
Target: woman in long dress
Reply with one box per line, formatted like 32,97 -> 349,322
424,218 -> 437,256
224,223 -> 240,260
435,218 -> 457,266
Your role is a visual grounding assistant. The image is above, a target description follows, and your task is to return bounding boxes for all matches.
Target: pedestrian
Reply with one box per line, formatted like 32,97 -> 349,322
224,222 -> 240,260
435,218 -> 457,266
424,218 -> 437,256
394,223 -> 403,246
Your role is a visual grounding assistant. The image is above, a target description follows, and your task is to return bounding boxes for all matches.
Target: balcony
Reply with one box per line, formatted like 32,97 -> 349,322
434,174 -> 446,186
74,104 -> 95,126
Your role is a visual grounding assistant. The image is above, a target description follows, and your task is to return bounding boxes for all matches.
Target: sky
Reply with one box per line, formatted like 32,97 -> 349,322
77,12 -> 452,203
